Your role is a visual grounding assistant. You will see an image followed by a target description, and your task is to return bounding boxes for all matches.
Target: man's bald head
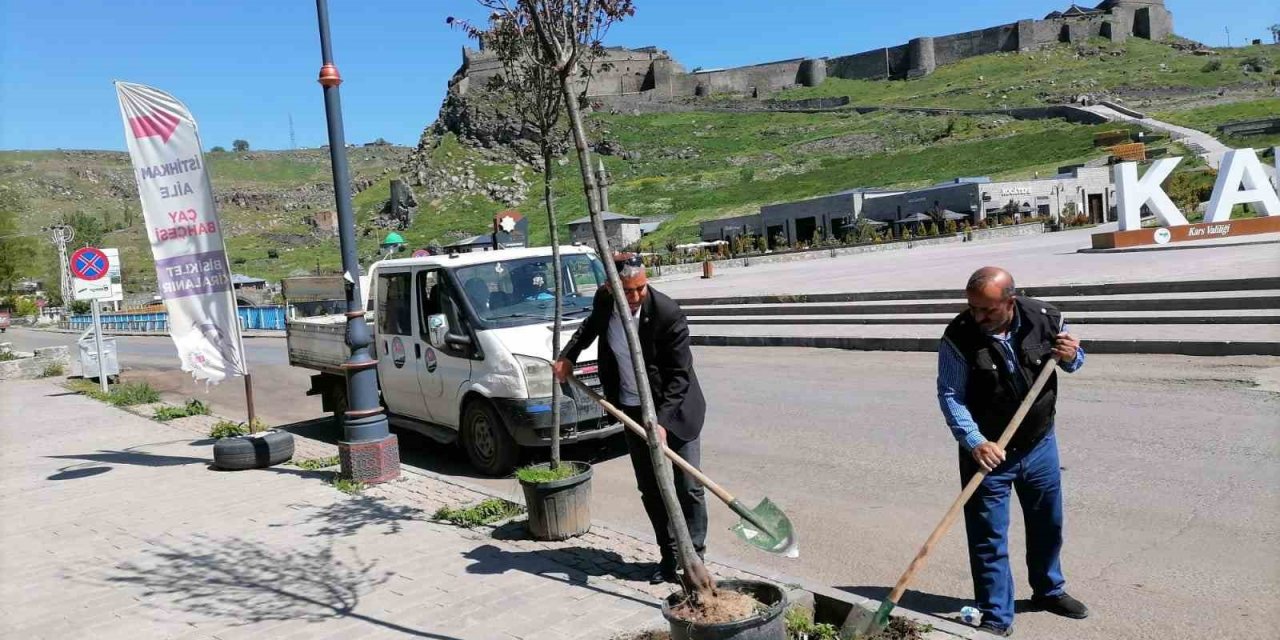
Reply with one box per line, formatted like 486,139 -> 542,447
966,267 -> 1016,301
965,267 -> 1017,333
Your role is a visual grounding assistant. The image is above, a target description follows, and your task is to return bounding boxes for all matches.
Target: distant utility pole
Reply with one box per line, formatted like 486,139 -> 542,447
1225,26 -> 1231,47
289,113 -> 298,150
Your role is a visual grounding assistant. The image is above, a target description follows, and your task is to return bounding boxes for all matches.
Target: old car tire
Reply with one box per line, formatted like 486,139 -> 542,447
213,430 -> 295,471
461,400 -> 518,476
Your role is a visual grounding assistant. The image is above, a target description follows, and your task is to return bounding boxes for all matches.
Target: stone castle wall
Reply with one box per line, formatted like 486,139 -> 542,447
452,1 -> 1172,101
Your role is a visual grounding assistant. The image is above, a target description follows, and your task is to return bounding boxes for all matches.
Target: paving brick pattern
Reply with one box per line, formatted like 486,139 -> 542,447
2,381 -> 968,639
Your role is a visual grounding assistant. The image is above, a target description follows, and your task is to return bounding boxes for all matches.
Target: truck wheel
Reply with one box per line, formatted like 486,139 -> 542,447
461,400 -> 518,476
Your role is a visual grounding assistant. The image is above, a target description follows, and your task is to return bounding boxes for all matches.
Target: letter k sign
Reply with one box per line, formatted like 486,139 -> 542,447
1114,157 -> 1186,231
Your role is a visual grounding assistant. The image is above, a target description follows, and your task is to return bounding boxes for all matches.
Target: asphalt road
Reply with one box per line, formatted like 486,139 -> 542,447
8,327 -> 1279,639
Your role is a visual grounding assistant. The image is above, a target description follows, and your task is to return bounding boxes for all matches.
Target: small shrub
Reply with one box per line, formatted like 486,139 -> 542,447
0,351 -> 18,362
1201,59 -> 1222,73
294,456 -> 340,471
738,167 -> 755,183
153,399 -> 212,422
209,420 -> 249,439
785,606 -> 839,640
433,498 -> 526,528
331,477 -> 365,495
40,363 -> 65,378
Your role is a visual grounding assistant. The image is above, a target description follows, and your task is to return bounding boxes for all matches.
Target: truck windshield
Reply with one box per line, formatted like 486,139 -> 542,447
453,253 -> 606,327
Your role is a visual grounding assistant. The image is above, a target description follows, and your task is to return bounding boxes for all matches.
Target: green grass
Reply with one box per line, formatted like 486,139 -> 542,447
1154,98 -> 1280,131
433,499 -> 526,528
515,463 -> 583,484
67,380 -> 161,406
778,39 -> 1280,109
152,399 -> 212,422
208,420 -> 249,439
0,351 -> 17,362
294,455 -> 341,471
40,363 -> 65,378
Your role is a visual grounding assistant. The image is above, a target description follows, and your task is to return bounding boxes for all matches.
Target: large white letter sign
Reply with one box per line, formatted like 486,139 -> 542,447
1114,157 -> 1186,231
1205,149 -> 1280,222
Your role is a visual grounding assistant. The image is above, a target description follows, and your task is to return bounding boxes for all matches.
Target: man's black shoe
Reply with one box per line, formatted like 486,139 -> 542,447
977,622 -> 1013,637
1032,593 -> 1090,619
649,567 -> 679,585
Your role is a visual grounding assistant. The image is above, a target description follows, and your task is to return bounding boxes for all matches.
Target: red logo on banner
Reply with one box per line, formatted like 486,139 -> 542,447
129,108 -> 180,142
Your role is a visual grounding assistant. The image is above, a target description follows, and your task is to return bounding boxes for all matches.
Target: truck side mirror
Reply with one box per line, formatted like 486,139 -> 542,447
427,313 -> 449,346
444,332 -> 473,350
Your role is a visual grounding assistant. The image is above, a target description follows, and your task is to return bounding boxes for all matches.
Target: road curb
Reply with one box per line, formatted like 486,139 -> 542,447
30,327 -> 282,339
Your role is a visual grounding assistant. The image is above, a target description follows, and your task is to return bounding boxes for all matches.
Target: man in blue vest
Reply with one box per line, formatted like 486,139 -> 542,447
937,266 -> 1089,637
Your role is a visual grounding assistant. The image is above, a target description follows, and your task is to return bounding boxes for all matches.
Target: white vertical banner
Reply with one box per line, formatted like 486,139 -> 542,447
115,81 -> 246,384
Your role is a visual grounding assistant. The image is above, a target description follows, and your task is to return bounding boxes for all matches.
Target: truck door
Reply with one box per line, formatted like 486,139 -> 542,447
373,269 -> 431,421
418,268 -> 473,428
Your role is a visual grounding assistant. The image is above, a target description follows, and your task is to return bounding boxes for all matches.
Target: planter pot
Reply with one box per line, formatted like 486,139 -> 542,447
662,580 -> 787,640
213,430 -> 295,471
518,461 -> 592,541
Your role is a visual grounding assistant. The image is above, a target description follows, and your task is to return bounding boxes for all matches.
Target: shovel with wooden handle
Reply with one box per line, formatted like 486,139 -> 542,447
843,342 -> 1065,639
566,374 -> 799,558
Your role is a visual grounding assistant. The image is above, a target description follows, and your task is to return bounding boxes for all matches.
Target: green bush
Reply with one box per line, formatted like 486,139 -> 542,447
40,363 -> 65,378
153,399 -> 212,422
1201,59 -> 1222,73
0,351 -> 17,362
209,420 -> 249,439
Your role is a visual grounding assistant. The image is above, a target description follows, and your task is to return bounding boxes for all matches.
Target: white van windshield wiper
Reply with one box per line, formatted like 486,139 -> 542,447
486,311 -> 551,321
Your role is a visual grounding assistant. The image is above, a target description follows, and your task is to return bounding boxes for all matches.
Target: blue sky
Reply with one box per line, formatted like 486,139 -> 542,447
1,0 -> 1276,151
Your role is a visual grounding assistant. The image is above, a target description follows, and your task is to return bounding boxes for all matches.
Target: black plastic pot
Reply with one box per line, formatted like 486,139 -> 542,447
662,580 -> 787,640
518,461 -> 592,541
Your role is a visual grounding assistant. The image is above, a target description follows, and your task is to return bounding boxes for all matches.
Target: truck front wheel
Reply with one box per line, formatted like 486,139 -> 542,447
461,399 -> 518,476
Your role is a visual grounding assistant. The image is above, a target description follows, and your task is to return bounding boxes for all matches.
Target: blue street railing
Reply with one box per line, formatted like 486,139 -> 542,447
66,306 -> 287,333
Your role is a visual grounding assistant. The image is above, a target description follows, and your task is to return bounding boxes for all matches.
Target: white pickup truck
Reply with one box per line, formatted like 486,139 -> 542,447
284,245 -> 621,475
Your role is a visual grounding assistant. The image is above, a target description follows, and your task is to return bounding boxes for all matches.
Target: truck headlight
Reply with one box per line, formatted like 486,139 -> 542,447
515,355 -> 554,398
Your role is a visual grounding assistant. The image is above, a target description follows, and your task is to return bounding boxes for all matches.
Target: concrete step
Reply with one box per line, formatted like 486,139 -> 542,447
674,277 -> 1280,306
689,312 -> 1280,326
689,323 -> 1280,356
683,295 -> 1280,316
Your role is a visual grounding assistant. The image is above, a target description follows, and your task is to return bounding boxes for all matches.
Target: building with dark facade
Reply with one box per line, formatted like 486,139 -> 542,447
699,166 -> 1116,245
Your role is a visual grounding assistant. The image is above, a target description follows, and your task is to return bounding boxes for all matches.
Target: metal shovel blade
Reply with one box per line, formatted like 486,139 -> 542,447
729,497 -> 799,557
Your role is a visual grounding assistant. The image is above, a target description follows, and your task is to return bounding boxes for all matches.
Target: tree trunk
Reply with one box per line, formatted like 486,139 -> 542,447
559,78 -> 714,600
545,149 -> 563,470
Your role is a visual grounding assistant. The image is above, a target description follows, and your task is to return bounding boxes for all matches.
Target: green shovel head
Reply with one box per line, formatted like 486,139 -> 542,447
730,497 -> 799,557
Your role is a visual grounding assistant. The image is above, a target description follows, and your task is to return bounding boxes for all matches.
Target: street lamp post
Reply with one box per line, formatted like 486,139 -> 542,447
314,0 -> 399,483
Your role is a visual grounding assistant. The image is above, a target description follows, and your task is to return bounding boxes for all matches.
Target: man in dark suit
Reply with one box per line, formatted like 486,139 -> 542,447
553,253 -> 708,585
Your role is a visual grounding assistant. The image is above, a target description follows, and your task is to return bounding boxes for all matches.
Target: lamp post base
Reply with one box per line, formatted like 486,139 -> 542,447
338,435 -> 400,484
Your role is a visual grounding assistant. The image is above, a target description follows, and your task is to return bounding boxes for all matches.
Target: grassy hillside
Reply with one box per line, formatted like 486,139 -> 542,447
4,38 -> 1277,296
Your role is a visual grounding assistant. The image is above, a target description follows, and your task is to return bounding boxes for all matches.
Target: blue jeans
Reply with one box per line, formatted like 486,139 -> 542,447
960,432 -> 1066,630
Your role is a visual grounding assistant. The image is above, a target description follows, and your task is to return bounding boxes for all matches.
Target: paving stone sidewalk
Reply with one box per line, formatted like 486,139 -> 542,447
2,379 -> 977,639
0,379 -> 669,639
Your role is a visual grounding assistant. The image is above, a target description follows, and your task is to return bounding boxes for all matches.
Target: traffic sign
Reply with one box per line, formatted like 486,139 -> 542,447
412,249 -> 430,258
70,247 -> 110,281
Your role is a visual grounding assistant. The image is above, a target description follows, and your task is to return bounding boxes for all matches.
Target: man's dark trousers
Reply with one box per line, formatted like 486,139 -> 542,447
621,405 -> 708,570
960,431 -> 1066,630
